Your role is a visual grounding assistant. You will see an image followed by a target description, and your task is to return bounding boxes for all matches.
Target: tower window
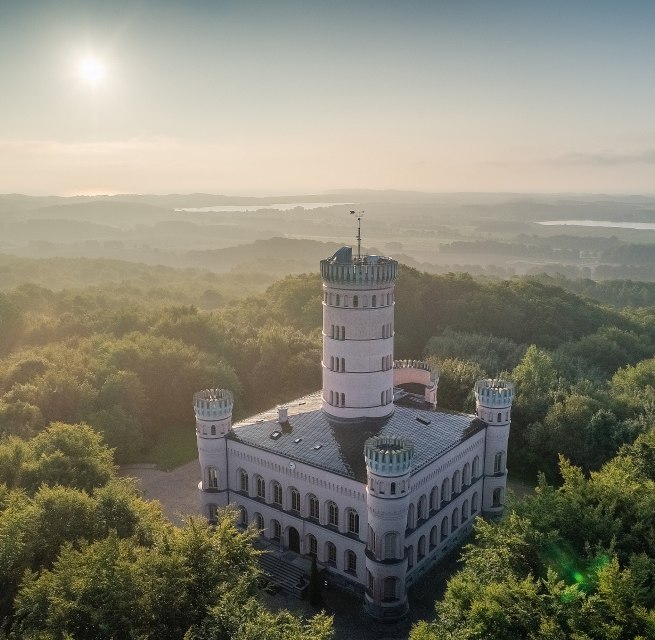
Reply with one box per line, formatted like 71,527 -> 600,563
210,425 -> 216,435
341,392 -> 345,406
384,532 -> 398,559
492,487 -> 504,507
207,467 -> 218,489
497,412 -> 502,422
372,294 -> 377,307
346,550 -> 357,574
494,451 -> 504,474
336,294 -> 340,306
390,482 -> 396,495
347,509 -> 359,535
353,295 -> 358,307
341,357 -> 345,372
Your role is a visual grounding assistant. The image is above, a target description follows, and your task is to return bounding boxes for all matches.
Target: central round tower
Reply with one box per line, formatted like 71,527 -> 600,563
320,246 -> 398,419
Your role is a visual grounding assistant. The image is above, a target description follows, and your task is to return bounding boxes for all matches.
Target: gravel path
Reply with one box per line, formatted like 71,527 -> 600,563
119,460 -> 202,526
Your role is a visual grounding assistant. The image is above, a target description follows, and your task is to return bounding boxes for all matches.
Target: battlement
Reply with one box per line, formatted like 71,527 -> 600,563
193,388 -> 234,420
394,359 -> 439,382
475,379 -> 514,407
320,255 -> 398,287
365,436 -> 414,476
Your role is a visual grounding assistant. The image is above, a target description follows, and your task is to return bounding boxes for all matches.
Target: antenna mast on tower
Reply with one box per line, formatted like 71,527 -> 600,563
350,210 -> 365,260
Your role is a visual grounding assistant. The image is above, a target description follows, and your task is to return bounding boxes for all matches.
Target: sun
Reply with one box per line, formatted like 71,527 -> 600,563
78,56 -> 106,86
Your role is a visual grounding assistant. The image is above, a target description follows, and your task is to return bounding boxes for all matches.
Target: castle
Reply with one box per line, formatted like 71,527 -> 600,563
194,245 -> 513,621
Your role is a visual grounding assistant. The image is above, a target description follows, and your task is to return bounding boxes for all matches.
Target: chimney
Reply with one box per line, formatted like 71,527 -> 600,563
278,405 -> 288,423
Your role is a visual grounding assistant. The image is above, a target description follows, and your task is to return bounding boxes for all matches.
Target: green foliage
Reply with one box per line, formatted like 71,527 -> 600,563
426,358 -> 486,412
411,434 -> 655,640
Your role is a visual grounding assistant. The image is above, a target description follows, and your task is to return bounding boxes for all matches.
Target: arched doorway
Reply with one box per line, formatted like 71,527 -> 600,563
288,526 -> 300,553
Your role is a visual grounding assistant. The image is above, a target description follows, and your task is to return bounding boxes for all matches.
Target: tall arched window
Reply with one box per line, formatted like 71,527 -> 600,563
346,550 -> 357,574
390,482 -> 396,495
440,516 -> 448,540
210,425 -> 216,435
441,477 -> 450,505
272,481 -> 282,506
452,470 -> 461,495
417,495 -> 427,521
307,534 -> 317,556
271,519 -> 281,541
462,462 -> 471,487
430,525 -> 438,548
308,494 -> 319,520
407,545 -> 414,568
492,487 -> 504,507
406,503 -> 415,530
326,542 -> 337,565
384,532 -> 398,559
238,506 -> 247,526
471,492 -> 479,513
462,499 -> 469,521
418,535 -> 426,559
347,509 -> 359,535
429,486 -> 439,511
341,392 -> 345,406
497,412 -> 502,422
494,451 -> 504,474
330,356 -> 334,370
353,295 -> 359,308
341,357 -> 345,372
472,456 -> 480,479
327,501 -> 339,527
372,294 -> 377,307
451,508 -> 459,532
256,475 -> 265,499
290,488 -> 300,512
239,470 -> 249,493
207,467 -> 218,489
254,512 -> 264,533
336,294 -> 340,306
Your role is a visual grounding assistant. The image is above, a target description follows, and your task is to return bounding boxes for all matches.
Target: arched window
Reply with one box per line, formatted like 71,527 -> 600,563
418,535 -> 426,559
430,525 -> 438,548
208,503 -> 217,522
341,392 -> 345,406
407,545 -> 414,568
372,294 -> 377,307
330,356 -> 334,370
341,326 -> 346,340
326,542 -> 337,565
239,470 -> 249,493
210,425 -> 216,435
451,508 -> 459,532
256,475 -> 265,499
347,509 -> 359,535
307,534 -> 317,556
207,467 -> 218,489
346,550 -> 357,574
497,412 -> 502,422
329,293 -> 333,305
452,470 -> 461,495
472,456 -> 480,479
368,525 -> 377,555
238,506 -> 247,526
471,492 -> 479,513
494,451 -> 504,474
406,503 -> 415,530
308,494 -> 319,520
336,294 -> 340,306
492,487 -> 504,507
271,519 -> 281,541
344,295 -> 349,307
272,481 -> 282,506
331,324 -> 335,338
462,499 -> 469,521
441,477 -> 450,505
383,577 -> 397,601
390,482 -> 396,495
341,357 -> 345,372
429,486 -> 439,511
417,495 -> 427,521
440,516 -> 448,540
462,462 -> 471,487
327,501 -> 339,527
353,295 -> 359,308
254,512 -> 264,533
384,532 -> 398,559
290,488 -> 300,512
381,391 -> 385,406
387,293 -> 391,305
382,324 -> 386,339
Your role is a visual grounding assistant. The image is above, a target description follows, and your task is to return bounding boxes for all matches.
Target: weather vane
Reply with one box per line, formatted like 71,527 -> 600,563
350,210 -> 365,260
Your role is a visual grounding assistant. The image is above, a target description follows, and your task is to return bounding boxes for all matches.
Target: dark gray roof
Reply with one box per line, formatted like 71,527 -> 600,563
230,392 -> 485,482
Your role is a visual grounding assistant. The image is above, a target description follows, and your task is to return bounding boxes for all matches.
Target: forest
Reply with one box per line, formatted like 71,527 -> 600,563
2,248 -> 655,637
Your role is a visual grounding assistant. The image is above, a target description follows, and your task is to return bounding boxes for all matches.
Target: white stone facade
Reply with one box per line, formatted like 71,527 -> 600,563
194,246 -> 513,621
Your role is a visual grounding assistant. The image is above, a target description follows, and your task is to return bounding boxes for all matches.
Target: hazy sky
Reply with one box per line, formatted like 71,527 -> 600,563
1,0 -> 655,195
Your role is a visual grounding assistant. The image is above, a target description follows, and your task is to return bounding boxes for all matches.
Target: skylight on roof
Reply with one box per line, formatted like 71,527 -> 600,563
294,438 -> 302,444
270,431 -> 281,440
416,417 -> 431,425
313,444 -> 323,450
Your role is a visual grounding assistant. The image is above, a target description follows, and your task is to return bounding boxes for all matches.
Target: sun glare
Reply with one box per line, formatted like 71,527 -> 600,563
78,56 -> 105,86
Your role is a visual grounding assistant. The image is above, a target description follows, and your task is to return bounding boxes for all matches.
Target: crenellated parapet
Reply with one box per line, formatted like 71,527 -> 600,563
193,388 -> 234,420
365,436 -> 414,476
475,379 -> 514,408
320,258 -> 398,287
